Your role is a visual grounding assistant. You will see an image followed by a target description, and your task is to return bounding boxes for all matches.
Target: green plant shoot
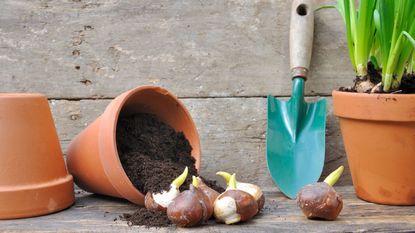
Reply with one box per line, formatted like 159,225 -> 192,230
376,0 -> 415,91
334,0 -> 415,92
336,0 -> 377,77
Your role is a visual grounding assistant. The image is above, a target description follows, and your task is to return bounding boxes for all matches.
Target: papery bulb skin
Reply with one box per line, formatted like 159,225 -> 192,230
167,185 -> 211,227
297,182 -> 343,221
214,189 -> 258,224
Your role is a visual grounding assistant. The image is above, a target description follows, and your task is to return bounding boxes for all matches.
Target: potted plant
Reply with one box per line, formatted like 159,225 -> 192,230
331,0 -> 415,205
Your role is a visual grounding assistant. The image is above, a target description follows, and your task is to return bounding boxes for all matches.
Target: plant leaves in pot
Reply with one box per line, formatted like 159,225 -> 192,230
330,0 -> 415,205
0,93 -> 74,219
66,86 -> 201,205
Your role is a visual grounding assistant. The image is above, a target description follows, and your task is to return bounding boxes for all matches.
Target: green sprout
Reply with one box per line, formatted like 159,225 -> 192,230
336,0 -> 377,77
374,0 -> 415,91
171,166 -> 188,188
408,51 -> 415,74
324,166 -> 344,186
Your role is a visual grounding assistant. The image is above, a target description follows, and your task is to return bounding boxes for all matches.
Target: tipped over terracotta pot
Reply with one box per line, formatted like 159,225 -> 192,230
67,86 -> 201,205
333,91 -> 415,205
0,93 -> 74,219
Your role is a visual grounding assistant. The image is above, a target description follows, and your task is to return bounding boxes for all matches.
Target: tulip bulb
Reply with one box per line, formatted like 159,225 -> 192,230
145,166 -> 188,212
297,166 -> 344,220
194,176 -> 219,210
214,174 -> 258,224
166,176 -> 212,227
216,171 -> 265,210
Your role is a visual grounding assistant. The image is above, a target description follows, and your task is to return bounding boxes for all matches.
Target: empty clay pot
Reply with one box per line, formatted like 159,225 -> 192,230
333,91 -> 415,205
67,86 -> 201,205
0,93 -> 74,219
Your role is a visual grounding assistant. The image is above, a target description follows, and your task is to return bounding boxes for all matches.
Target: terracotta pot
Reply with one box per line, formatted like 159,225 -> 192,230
67,86 -> 201,205
333,90 -> 415,205
0,93 -> 74,219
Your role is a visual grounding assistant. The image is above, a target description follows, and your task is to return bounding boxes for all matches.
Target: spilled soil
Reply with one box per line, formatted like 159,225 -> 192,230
122,208 -> 171,228
116,113 -> 224,227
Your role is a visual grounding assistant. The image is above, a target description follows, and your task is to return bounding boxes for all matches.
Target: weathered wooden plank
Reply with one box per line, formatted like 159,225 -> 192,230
0,0 -> 354,98
49,97 -> 349,189
1,186 -> 414,232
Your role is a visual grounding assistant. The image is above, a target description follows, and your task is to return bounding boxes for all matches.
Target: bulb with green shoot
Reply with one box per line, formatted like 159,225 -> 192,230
216,171 -> 265,210
166,176 -> 213,227
214,174 -> 258,224
297,166 -> 344,220
144,166 -> 188,212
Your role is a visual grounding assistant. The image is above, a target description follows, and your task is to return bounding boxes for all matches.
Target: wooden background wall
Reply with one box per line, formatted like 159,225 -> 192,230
0,0 -> 355,190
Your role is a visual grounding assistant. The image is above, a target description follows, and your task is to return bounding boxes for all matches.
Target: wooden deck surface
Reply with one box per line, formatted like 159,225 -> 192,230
1,186 -> 415,233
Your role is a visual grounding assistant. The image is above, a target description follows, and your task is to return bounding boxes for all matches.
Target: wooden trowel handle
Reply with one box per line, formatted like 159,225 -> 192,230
290,0 -> 315,80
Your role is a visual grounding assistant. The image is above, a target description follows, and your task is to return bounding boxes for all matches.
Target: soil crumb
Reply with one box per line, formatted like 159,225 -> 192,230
122,208 -> 171,228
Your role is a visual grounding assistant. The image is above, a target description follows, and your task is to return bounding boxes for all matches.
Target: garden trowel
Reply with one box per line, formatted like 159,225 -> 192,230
266,0 -> 326,199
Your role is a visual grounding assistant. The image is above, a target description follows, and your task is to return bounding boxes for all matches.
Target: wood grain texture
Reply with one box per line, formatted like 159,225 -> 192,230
0,0 -> 354,98
49,97 -> 349,189
1,186 -> 414,232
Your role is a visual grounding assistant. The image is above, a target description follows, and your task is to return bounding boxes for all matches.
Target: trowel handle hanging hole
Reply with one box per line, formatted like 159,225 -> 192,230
296,4 -> 308,16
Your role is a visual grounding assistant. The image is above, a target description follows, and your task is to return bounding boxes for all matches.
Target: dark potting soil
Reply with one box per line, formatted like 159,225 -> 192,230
121,151 -> 200,193
117,113 -> 224,194
367,61 -> 382,84
400,74 -> 415,93
122,208 -> 172,228
116,113 -> 197,194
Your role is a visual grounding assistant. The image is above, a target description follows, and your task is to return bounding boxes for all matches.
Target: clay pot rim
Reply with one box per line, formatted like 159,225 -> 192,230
0,175 -> 73,192
332,90 -> 415,122
332,90 -> 415,98
0,93 -> 45,98
98,85 -> 200,204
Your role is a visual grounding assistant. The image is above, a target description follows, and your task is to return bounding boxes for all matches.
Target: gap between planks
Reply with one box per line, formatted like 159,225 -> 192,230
48,95 -> 332,101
